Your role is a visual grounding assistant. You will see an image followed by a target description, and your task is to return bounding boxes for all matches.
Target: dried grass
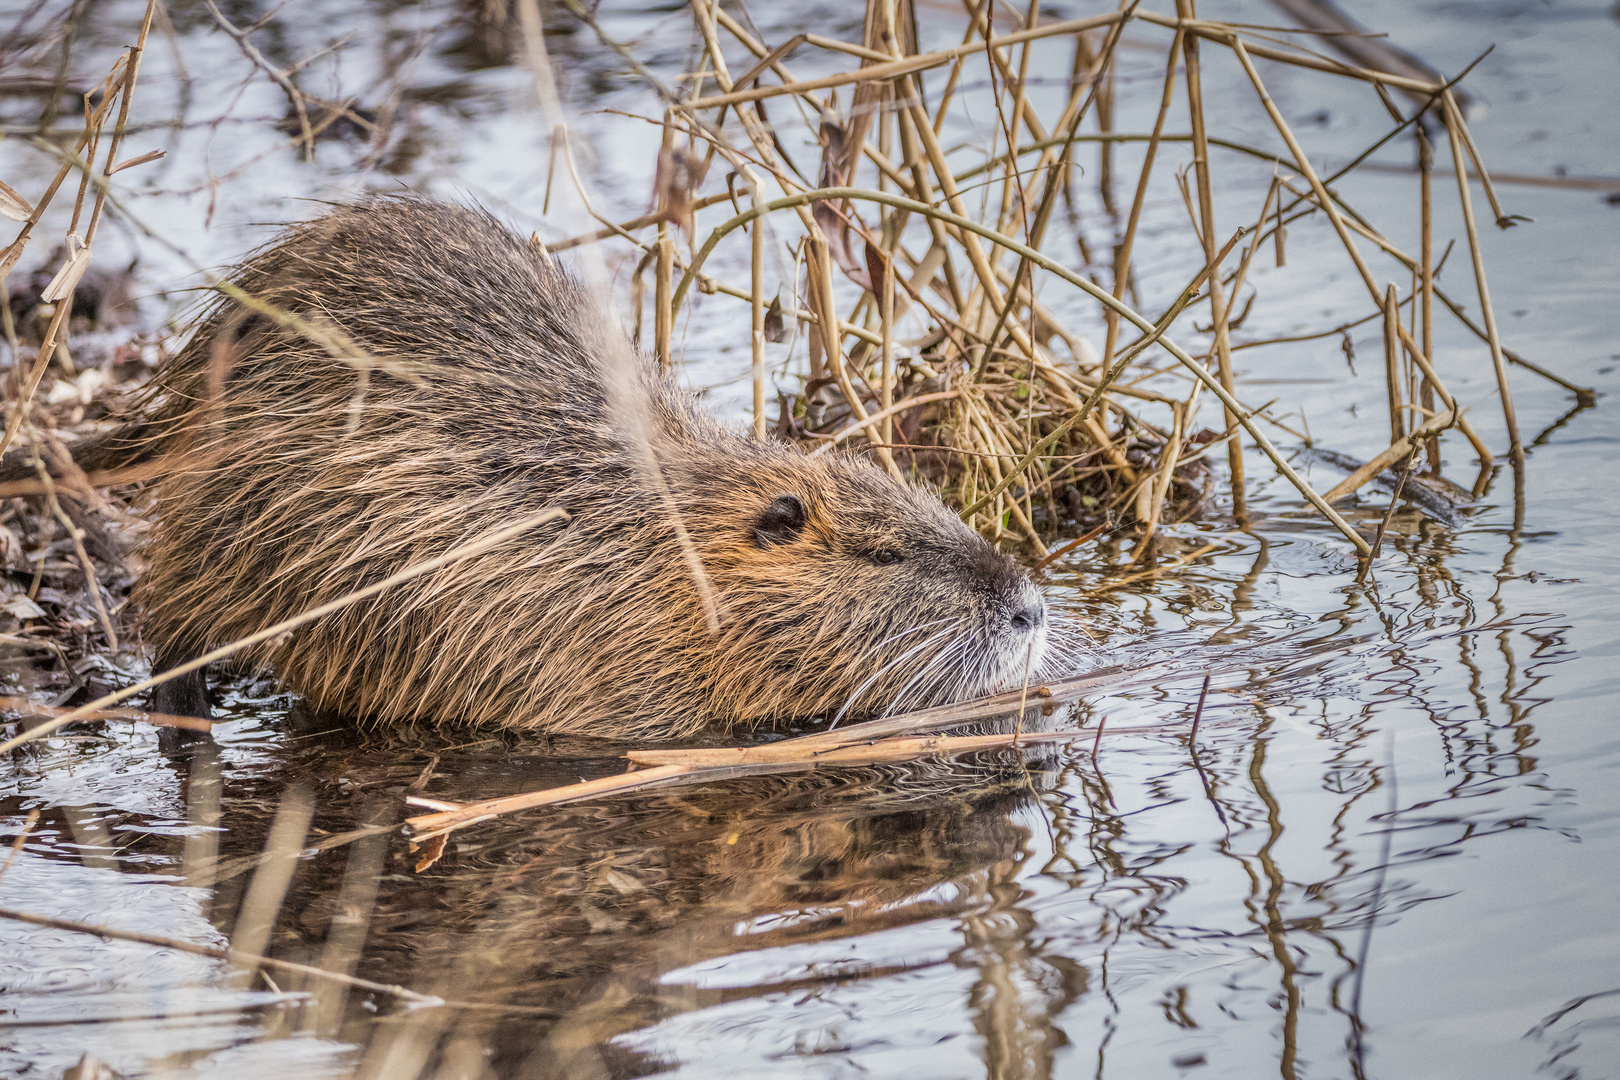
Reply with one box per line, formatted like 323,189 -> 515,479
544,0 -> 1586,566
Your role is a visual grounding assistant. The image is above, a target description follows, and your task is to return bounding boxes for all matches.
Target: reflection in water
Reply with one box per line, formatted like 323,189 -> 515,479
142,743 -> 1063,1078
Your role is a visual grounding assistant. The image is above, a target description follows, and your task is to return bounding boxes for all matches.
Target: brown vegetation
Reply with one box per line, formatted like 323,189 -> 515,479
0,0 -> 1583,752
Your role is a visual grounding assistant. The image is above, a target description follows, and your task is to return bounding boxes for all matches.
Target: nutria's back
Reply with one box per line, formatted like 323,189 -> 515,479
131,197 -> 1049,738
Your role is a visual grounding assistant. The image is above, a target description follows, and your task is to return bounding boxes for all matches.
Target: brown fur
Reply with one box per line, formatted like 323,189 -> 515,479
111,198 -> 1052,738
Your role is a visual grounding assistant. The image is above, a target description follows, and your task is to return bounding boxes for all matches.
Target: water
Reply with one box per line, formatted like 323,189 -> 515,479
2,1 -> 1618,1077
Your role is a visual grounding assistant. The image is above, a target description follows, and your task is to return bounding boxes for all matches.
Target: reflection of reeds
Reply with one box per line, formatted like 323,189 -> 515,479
549,0 -> 1583,561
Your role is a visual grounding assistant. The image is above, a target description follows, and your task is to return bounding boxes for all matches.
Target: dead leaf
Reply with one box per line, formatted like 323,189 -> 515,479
814,116 -> 875,292
1,591 -> 47,621
763,294 -> 786,343
41,233 -> 91,303
654,145 -> 710,236
863,240 -> 890,301
0,180 -> 33,222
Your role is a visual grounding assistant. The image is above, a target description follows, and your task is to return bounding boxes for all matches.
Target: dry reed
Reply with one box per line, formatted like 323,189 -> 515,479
544,0 -> 1585,563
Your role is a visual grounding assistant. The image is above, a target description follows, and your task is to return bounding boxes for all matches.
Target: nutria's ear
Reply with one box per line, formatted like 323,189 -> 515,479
754,494 -> 807,547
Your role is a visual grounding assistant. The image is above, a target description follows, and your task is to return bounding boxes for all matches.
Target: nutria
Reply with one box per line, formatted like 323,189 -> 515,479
39,197 -> 1051,739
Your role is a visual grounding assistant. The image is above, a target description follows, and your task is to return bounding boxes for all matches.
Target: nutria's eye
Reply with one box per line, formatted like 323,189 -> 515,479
869,549 -> 904,566
754,494 -> 807,547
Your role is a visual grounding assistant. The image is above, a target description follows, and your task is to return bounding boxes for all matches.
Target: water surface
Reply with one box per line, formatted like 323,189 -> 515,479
2,1 -> 1618,1077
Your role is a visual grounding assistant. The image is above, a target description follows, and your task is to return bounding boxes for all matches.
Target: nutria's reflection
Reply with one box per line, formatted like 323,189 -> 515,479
197,727 -> 1076,1079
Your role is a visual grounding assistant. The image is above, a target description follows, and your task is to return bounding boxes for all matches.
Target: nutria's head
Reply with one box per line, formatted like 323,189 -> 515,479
693,451 -> 1049,724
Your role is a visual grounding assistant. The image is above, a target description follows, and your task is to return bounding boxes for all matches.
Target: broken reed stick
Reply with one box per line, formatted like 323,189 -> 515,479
814,389 -> 964,450
1445,89 -> 1511,229
880,241 -> 895,452
654,117 -> 675,370
0,508 -> 568,754
0,694 -> 213,733
1368,447 -> 1419,559
1224,175 -> 1283,322
1189,673 -> 1211,744
1442,90 -> 1521,460
809,223 -> 899,476
1322,401 -> 1459,504
750,175 -> 767,440
625,722 -> 1178,770
1132,399 -> 1186,556
1383,284 -> 1404,445
1419,124 -> 1441,473
1339,159 -> 1620,196
1031,519 -> 1112,571
1224,36 -> 1384,308
82,0 -> 157,246
1135,11 -> 1444,95
402,659 -> 1185,839
1176,0 -> 1246,523
1104,28 -> 1185,370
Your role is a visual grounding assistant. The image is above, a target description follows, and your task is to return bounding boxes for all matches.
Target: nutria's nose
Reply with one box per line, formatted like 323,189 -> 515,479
1010,601 -> 1045,632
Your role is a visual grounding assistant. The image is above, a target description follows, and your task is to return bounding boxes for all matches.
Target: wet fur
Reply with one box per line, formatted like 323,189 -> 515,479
109,198 -> 1051,737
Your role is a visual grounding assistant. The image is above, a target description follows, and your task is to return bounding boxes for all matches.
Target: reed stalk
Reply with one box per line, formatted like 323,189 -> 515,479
606,1 -> 1562,559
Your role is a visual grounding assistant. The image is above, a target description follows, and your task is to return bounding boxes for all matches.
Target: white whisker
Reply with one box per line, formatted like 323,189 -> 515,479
888,630 -> 975,716
830,625 -> 956,728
